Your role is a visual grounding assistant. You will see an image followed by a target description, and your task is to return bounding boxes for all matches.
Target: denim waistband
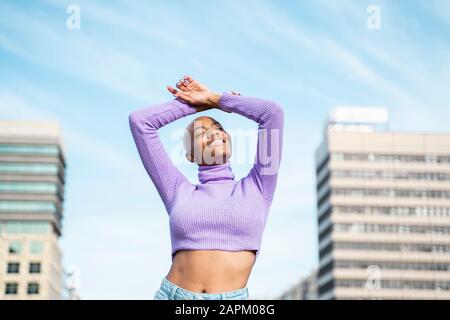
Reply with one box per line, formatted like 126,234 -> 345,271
159,277 -> 249,300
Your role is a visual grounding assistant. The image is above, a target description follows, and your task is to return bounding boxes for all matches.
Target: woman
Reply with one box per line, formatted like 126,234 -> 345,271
128,75 -> 284,300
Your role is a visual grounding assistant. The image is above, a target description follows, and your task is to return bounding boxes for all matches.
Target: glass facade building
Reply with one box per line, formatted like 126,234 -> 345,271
0,121 -> 66,300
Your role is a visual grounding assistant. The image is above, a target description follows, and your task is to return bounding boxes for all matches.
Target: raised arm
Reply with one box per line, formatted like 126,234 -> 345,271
157,75 -> 285,202
128,98 -> 197,213
216,92 -> 284,202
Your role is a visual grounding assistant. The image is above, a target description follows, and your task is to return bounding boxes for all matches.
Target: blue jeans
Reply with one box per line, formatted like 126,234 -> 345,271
154,277 -> 249,300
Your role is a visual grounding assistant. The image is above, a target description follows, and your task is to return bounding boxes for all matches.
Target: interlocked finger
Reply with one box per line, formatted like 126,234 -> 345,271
176,82 -> 186,91
177,77 -> 191,91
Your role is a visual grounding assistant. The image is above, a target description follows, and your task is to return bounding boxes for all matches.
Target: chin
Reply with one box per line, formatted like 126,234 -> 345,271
204,151 -> 227,165
200,144 -> 232,164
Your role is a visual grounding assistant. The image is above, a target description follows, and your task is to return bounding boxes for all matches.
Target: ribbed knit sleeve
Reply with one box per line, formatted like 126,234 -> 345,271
218,92 -> 284,202
129,98 -> 197,213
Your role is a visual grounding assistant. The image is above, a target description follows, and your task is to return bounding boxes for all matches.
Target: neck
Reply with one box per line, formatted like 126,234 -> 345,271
198,161 -> 235,184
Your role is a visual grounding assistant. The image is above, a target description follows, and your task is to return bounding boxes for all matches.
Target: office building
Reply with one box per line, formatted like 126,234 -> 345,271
316,107 -> 450,299
279,269 -> 318,300
0,121 -> 66,299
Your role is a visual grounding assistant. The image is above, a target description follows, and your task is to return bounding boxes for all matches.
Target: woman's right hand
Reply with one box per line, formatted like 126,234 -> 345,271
167,75 -> 235,112
167,75 -> 215,108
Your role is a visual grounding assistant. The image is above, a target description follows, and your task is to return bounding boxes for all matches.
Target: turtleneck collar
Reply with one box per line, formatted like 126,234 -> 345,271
198,161 -> 235,184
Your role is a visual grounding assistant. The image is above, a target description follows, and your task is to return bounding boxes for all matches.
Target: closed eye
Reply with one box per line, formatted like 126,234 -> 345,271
194,131 -> 204,137
194,125 -> 224,137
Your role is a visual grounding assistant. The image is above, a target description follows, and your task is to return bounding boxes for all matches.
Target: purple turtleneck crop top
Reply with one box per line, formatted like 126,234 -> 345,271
129,92 -> 284,260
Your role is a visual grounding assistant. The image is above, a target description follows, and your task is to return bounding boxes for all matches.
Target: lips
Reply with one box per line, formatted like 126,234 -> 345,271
209,139 -> 225,148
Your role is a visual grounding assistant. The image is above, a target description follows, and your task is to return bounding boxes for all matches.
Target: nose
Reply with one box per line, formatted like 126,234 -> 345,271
207,128 -> 223,141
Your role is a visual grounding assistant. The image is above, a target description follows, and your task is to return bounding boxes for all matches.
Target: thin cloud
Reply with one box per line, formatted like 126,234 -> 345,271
0,92 -> 135,170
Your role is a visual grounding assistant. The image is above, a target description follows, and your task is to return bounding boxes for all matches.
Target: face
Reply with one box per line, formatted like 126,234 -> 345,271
184,116 -> 232,165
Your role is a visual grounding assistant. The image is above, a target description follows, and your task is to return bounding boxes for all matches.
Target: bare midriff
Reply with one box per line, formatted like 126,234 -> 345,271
165,250 -> 256,293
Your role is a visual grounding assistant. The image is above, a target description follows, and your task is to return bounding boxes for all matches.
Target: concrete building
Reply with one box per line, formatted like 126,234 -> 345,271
316,107 -> 450,299
0,121 -> 66,299
279,269 -> 318,300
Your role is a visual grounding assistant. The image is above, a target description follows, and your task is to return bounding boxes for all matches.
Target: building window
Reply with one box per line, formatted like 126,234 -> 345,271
8,241 -> 22,254
335,260 -> 450,272
333,205 -> 450,218
332,152 -> 450,164
29,262 -> 41,274
334,223 -> 450,235
30,241 -> 44,254
0,144 -> 59,156
0,201 -> 56,213
335,279 -> 450,291
0,163 -> 58,175
5,283 -> 18,295
4,221 -> 52,234
0,182 -> 58,193
333,188 -> 450,200
27,283 -> 39,295
7,262 -> 20,274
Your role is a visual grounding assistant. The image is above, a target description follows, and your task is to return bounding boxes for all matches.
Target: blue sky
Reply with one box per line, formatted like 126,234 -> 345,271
0,0 -> 449,299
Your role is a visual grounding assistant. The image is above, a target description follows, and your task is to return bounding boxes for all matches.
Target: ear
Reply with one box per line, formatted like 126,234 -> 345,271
185,152 -> 194,163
